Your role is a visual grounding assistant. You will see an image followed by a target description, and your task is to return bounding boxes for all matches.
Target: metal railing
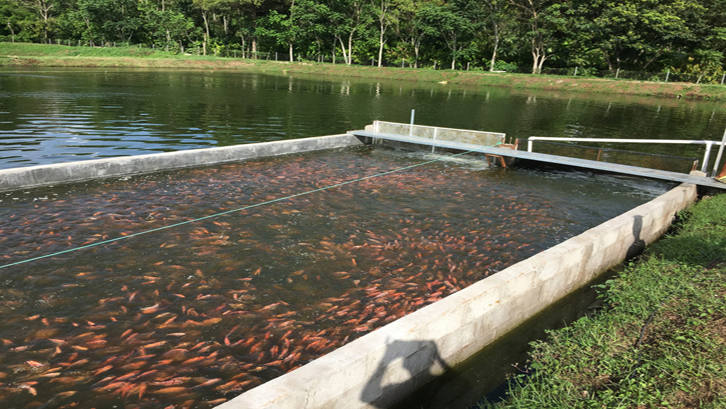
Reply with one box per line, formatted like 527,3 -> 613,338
527,137 -> 726,175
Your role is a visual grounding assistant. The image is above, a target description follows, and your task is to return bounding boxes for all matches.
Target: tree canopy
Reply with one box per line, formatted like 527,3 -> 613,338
2,0 -> 725,76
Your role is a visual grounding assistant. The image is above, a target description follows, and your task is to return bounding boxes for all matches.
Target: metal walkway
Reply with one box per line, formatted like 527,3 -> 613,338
349,130 -> 726,191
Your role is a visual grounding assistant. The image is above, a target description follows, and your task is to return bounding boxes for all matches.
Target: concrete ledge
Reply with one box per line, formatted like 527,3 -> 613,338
218,182 -> 697,409
0,134 -> 361,192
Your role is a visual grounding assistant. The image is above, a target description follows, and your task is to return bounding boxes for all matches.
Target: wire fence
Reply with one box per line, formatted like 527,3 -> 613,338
7,38 -> 726,86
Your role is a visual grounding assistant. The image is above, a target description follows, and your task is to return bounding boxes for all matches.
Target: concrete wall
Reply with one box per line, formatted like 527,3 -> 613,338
371,121 -> 505,147
217,181 -> 697,409
0,134 -> 361,192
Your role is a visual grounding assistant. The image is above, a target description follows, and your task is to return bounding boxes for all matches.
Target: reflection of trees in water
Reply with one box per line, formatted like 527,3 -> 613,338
361,339 -> 451,408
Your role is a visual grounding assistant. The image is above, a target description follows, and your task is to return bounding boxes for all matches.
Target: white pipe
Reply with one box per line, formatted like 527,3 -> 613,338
527,137 -> 721,173
409,109 -> 415,136
712,128 -> 726,177
701,142 -> 713,173
432,128 -> 438,154
528,137 -> 714,145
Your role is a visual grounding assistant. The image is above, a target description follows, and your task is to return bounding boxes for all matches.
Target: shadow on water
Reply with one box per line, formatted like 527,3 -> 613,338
361,339 -> 456,408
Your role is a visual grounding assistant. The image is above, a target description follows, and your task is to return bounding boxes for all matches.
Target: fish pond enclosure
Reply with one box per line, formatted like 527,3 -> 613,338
0,138 -> 673,408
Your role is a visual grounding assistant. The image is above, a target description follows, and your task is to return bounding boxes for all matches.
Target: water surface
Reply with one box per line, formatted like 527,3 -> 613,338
1,68 -> 725,169
0,147 -> 668,408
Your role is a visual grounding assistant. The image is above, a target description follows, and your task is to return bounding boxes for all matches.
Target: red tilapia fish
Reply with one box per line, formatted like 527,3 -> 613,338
0,147 -> 658,408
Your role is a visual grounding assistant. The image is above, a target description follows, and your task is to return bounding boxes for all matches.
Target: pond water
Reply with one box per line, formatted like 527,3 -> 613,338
1,68 -> 725,170
0,146 -> 668,408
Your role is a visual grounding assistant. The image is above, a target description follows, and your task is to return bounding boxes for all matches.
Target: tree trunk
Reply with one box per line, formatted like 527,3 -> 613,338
7,20 -> 14,42
537,54 -> 546,74
642,51 -> 660,71
289,41 -> 293,62
347,33 -> 354,65
602,49 -> 614,74
201,10 -> 210,56
489,26 -> 500,71
336,36 -> 348,65
377,31 -> 385,67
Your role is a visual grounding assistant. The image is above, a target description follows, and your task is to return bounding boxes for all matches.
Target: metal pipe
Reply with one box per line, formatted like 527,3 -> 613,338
712,128 -> 726,177
527,137 -> 714,145
432,128 -> 438,154
409,109 -> 415,136
701,142 -> 713,173
527,137 -> 721,172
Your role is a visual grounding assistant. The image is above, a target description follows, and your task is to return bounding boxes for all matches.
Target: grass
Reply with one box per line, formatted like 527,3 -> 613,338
479,193 -> 726,409
3,43 -> 726,101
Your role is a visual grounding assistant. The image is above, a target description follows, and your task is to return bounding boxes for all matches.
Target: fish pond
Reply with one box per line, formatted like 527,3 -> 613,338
0,146 -> 669,408
2,68 -> 726,170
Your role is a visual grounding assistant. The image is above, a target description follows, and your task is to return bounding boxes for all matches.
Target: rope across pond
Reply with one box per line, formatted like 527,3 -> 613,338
0,150 -> 476,270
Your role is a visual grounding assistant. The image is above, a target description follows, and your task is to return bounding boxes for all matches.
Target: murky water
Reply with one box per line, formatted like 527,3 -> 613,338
1,68 -> 725,170
0,146 -> 668,408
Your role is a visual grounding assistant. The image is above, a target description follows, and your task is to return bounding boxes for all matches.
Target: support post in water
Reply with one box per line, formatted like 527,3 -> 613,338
409,109 -> 416,136
713,127 -> 726,177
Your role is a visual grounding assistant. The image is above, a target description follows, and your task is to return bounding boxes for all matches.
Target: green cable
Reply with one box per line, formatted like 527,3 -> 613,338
0,150 -> 476,270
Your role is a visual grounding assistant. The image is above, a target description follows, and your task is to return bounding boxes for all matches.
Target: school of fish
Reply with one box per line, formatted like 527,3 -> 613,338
0,147 -> 660,408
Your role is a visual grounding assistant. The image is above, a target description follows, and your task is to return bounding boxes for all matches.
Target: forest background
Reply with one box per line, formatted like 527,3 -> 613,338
3,0 -> 726,83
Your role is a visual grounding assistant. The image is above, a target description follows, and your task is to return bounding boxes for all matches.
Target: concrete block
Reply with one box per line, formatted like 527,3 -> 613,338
219,182 -> 698,409
0,134 -> 362,192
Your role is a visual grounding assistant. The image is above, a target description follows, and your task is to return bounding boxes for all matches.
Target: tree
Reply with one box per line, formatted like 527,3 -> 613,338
138,0 -> 196,51
510,0 -> 561,74
482,0 -> 510,71
326,0 -> 373,65
2,0 -> 35,42
21,0 -> 56,42
371,0 -> 397,67
393,0 -> 438,68
192,0 -> 220,54
419,1 -> 479,69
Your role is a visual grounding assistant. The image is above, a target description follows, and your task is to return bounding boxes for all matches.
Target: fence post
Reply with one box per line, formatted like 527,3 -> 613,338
574,67 -> 578,76
402,59 -> 404,68
466,62 -> 470,71
665,70 -> 670,82
721,73 -> 725,85
371,58 -> 374,66
615,68 -> 620,79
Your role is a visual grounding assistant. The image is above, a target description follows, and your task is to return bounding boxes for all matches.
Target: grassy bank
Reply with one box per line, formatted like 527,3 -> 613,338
3,43 -> 726,101
480,193 -> 726,409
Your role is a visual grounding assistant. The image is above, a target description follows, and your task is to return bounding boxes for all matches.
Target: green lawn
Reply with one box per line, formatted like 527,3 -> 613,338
4,42 -> 726,101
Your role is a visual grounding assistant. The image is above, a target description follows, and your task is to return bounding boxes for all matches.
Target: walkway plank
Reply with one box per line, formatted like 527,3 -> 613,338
349,130 -> 726,191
